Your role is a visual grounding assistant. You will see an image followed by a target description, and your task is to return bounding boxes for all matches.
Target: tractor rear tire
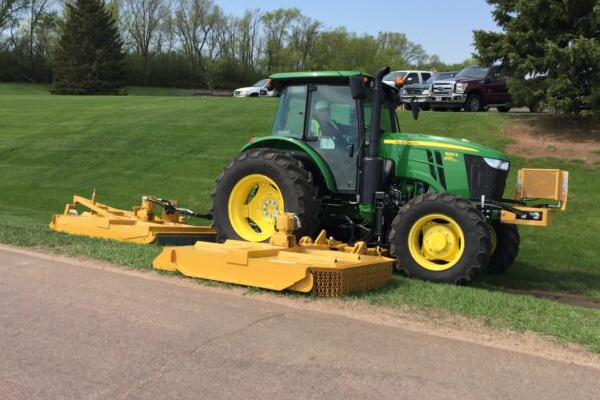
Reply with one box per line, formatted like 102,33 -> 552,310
389,193 -> 492,284
210,149 -> 320,242
486,223 -> 520,274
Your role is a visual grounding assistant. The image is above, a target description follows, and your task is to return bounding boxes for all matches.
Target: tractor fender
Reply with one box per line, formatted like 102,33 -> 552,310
242,136 -> 337,192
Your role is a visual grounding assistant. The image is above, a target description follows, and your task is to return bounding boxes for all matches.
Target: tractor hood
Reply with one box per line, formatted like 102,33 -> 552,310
381,132 -> 510,198
381,132 -> 509,160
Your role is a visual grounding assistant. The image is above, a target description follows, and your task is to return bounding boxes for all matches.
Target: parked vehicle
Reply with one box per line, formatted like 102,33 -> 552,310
383,70 -> 432,88
429,65 -> 511,112
401,71 -> 458,110
233,79 -> 277,97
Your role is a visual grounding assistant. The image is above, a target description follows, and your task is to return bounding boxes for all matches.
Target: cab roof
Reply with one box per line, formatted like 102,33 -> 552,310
269,70 -> 373,85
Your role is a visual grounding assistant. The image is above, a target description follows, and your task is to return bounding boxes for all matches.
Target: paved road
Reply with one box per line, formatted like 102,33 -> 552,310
1,246 -> 599,400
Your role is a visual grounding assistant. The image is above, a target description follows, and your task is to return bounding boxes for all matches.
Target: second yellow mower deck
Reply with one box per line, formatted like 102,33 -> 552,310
50,194 -> 216,245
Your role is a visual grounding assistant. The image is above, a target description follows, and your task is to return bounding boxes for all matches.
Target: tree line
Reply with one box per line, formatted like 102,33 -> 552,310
0,0 -> 469,89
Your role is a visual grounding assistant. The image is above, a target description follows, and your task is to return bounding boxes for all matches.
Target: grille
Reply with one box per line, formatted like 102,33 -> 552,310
432,84 -> 453,95
310,264 -> 393,297
155,234 -> 217,246
406,87 -> 423,95
464,155 -> 508,200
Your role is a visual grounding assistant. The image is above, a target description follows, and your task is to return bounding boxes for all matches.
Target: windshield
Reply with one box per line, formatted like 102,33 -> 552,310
252,79 -> 268,87
455,66 -> 489,79
383,71 -> 407,81
425,72 -> 456,83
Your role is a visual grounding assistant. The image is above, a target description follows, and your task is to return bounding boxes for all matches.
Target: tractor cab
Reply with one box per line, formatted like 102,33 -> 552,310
268,72 -> 401,193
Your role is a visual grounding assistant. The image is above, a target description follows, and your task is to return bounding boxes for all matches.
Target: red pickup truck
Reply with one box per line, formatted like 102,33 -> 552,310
428,65 -> 511,112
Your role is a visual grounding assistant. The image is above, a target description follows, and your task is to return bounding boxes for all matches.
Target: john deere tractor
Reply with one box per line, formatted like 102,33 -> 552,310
210,67 -> 568,284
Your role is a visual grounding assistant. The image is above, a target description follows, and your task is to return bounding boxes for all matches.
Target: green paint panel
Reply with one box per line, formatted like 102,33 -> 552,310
242,136 -> 337,192
380,132 -> 510,198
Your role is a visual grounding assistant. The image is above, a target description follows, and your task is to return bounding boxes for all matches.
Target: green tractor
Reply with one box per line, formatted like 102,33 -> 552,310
211,67 -> 568,284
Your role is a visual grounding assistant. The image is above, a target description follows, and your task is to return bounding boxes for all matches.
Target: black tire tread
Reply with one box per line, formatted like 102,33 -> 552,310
486,224 -> 520,274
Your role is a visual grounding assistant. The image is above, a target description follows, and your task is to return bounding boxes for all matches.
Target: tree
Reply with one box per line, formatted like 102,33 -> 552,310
25,0 -> 53,79
236,8 -> 261,70
287,14 -> 321,70
121,0 -> 170,84
375,32 -> 427,69
314,28 -> 379,72
474,0 -> 600,115
53,0 -> 125,94
173,0 -> 223,85
0,0 -> 25,35
260,7 -> 299,72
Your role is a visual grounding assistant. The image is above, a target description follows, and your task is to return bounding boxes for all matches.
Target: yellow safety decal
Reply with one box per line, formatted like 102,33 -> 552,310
444,152 -> 459,162
383,139 -> 478,153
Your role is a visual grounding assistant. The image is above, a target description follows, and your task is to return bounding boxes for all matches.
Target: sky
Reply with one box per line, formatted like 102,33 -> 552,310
219,0 -> 502,64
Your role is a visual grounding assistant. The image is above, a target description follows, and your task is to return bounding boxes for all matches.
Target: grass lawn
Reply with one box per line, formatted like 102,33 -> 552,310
2,84 -> 600,353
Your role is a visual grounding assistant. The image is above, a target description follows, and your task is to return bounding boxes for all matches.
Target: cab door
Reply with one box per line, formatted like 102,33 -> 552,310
485,67 -> 510,104
305,85 -> 360,193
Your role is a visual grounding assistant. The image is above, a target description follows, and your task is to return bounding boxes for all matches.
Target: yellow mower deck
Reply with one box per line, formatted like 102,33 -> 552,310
49,194 -> 216,245
153,214 -> 394,297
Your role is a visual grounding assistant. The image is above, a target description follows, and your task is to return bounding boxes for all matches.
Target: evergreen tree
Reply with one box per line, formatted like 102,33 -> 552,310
473,0 -> 600,115
53,0 -> 125,94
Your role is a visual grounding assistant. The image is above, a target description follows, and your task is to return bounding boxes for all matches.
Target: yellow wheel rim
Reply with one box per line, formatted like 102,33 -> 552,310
408,214 -> 465,271
227,174 -> 284,242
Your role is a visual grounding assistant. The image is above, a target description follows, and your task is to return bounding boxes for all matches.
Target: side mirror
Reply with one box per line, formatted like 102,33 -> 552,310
349,76 -> 366,100
395,76 -> 405,89
266,79 -> 275,91
411,99 -> 420,120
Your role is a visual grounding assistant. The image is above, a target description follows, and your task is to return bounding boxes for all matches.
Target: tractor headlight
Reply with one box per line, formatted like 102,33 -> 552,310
455,82 -> 468,94
422,88 -> 429,95
483,157 -> 510,171
402,89 -> 407,95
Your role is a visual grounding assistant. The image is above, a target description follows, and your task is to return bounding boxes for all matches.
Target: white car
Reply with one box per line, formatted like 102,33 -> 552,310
233,79 -> 277,97
382,70 -> 433,88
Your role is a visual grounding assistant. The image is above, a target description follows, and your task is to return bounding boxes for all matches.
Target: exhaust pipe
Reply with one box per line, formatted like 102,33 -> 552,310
360,66 -> 390,206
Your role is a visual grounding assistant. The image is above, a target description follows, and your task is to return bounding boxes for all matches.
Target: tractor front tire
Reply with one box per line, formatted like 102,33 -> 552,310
389,193 -> 492,284
211,149 -> 320,242
486,223 -> 520,274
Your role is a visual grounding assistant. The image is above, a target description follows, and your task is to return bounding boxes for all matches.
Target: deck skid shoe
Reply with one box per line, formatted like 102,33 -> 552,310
49,193 -> 216,245
153,213 -> 394,297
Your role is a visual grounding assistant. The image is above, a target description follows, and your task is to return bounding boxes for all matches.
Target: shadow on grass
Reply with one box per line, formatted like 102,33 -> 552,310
476,261 -> 600,304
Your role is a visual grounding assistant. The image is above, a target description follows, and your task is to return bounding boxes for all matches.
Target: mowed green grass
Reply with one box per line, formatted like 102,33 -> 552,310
2,83 -> 600,353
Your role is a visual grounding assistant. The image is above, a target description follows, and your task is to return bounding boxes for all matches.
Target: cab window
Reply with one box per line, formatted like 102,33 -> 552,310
404,73 -> 419,85
272,85 -> 307,138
